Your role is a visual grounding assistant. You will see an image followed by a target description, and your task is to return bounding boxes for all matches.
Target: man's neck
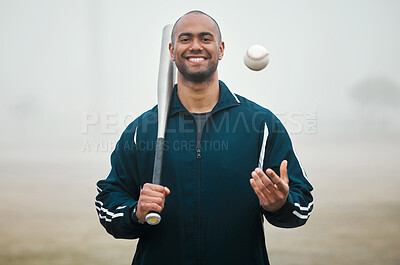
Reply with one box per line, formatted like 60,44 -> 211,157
176,74 -> 220,113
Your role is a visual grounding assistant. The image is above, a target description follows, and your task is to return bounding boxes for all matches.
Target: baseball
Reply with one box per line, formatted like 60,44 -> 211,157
243,44 -> 270,71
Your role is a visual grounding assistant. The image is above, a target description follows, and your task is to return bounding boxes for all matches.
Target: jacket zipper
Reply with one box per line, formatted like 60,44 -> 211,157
192,112 -> 211,265
196,148 -> 201,159
197,145 -> 201,265
194,114 -> 206,265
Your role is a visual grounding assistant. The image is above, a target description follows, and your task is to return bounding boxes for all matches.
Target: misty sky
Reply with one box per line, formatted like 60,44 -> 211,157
1,0 -> 399,151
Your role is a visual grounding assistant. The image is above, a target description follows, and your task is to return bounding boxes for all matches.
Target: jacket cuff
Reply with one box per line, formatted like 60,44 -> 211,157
124,202 -> 147,229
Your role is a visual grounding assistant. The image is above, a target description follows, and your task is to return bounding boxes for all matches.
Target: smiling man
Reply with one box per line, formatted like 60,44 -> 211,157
96,10 -> 314,265
171,12 -> 223,86
169,11 -> 224,114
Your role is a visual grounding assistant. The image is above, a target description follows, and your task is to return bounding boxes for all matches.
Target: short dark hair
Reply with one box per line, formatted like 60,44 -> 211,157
171,10 -> 222,44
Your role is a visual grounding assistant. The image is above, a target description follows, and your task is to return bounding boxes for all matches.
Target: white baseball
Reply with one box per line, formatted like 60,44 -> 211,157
243,44 -> 270,71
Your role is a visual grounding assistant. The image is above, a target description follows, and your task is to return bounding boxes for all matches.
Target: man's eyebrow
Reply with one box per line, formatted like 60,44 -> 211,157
199,32 -> 214,38
178,32 -> 193,39
177,32 -> 215,39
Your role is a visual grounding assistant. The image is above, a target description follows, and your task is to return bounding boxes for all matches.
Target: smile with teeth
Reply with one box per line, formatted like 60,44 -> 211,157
188,57 -> 206,63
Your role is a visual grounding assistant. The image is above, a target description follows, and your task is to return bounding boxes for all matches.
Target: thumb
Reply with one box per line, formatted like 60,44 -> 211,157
164,187 -> 171,195
280,160 -> 289,184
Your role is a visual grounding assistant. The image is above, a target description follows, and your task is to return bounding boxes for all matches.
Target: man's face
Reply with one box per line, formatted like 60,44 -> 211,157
169,14 -> 224,84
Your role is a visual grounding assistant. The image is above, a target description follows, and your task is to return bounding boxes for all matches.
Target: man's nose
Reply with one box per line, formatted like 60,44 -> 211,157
189,38 -> 203,51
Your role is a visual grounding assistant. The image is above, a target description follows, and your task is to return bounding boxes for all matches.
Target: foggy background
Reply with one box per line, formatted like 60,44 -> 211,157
1,0 -> 399,264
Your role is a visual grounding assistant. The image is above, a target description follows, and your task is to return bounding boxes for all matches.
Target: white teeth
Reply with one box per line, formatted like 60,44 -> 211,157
188,57 -> 205,62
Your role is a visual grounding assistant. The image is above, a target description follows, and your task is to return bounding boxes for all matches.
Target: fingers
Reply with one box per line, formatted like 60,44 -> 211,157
249,163 -> 290,212
139,201 -> 164,213
143,183 -> 170,197
249,178 -> 267,201
146,183 -> 168,193
265,165 -> 287,191
250,169 -> 274,208
280,160 -> 289,185
138,183 -> 170,216
252,168 -> 275,192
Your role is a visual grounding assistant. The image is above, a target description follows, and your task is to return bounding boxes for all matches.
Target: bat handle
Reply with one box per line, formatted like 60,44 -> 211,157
145,138 -> 165,225
145,211 -> 161,225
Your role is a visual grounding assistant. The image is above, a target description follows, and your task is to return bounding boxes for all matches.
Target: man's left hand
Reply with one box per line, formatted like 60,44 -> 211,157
250,160 -> 290,213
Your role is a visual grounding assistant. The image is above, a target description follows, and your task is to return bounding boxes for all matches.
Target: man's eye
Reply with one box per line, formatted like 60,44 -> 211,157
202,38 -> 211,42
180,38 -> 190,42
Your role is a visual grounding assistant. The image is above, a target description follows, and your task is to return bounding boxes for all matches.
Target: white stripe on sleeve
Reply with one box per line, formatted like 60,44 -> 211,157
294,201 -> 314,212
258,123 -> 269,169
292,210 -> 311,220
292,147 -> 311,184
95,200 -> 125,223
134,126 -> 138,144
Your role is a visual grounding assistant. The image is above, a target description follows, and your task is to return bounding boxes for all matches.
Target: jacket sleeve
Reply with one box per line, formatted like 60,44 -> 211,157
95,122 -> 151,239
260,116 -> 314,228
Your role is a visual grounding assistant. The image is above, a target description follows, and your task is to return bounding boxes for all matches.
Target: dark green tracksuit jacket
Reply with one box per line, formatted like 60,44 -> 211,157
95,80 -> 314,265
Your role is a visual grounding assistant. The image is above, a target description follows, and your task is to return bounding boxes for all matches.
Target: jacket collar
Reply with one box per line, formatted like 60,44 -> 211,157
169,80 -> 241,117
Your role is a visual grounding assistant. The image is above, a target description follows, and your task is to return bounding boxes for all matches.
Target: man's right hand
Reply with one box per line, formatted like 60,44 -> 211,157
136,183 -> 171,223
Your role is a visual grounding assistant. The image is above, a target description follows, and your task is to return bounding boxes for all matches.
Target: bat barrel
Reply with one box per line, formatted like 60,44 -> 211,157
157,24 -> 174,139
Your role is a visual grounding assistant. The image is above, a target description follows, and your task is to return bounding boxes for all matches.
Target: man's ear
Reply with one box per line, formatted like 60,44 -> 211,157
218,41 -> 225,60
169,43 -> 175,61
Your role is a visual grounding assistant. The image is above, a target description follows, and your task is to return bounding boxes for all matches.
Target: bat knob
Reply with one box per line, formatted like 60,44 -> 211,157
145,212 -> 161,225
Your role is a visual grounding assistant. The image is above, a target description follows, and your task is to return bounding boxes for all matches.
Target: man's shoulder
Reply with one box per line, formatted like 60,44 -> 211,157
234,93 -> 275,119
220,81 -> 273,116
121,106 -> 158,137
225,89 -> 285,133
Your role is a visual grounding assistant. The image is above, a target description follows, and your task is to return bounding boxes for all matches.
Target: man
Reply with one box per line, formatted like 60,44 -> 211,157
96,10 -> 313,265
